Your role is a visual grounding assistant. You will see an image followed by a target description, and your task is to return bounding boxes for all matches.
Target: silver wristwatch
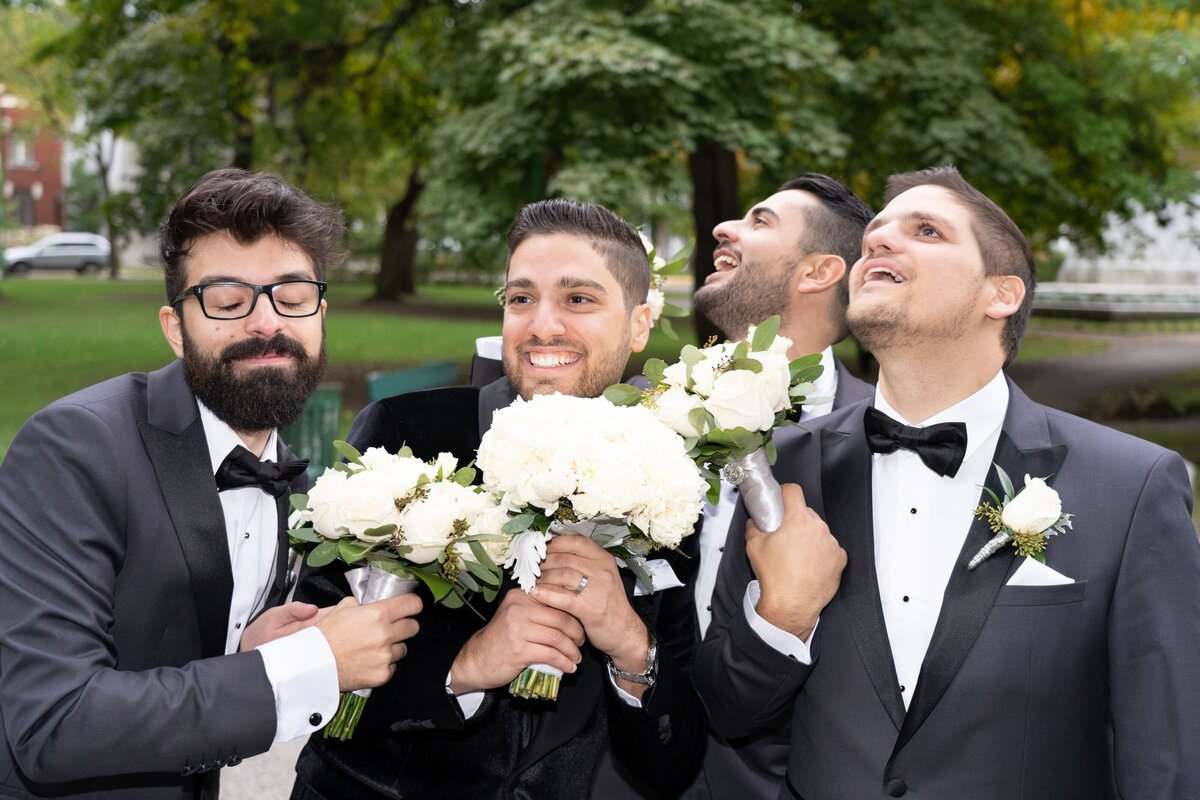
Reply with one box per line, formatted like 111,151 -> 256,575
607,630 -> 658,687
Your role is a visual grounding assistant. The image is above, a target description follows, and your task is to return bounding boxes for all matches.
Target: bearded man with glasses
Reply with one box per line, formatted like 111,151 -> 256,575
0,168 -> 423,800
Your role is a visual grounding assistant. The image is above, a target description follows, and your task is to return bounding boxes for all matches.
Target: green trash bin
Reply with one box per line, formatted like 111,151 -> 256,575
280,382 -> 343,484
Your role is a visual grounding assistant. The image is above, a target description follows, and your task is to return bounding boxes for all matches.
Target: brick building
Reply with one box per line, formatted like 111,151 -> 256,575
2,96 -> 65,232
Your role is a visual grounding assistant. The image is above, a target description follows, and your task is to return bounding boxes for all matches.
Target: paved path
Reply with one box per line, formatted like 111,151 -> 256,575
222,738 -> 304,800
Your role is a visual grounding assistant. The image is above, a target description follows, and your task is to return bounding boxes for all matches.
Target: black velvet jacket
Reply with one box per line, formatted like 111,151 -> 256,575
292,379 -> 706,800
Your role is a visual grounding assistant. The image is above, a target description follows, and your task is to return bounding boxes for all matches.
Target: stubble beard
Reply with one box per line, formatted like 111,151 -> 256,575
694,259 -> 793,341
181,326 -> 327,433
503,332 -> 631,401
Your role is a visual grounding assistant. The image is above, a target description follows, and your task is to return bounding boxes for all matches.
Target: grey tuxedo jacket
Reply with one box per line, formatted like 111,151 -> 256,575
693,379 -> 1200,800
0,360 -> 299,800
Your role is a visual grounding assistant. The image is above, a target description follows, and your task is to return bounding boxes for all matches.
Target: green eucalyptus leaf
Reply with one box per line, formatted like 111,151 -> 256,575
289,493 -> 309,512
658,315 -> 678,340
503,512 -> 537,535
454,466 -> 477,486
333,440 -> 363,465
750,315 -> 781,351
643,358 -> 667,385
603,383 -> 643,406
730,357 -> 763,374
288,526 -> 319,543
306,540 -> 339,568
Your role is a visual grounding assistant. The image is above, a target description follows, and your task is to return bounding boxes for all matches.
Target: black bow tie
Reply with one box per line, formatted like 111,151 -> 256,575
215,445 -> 308,497
864,406 -> 968,478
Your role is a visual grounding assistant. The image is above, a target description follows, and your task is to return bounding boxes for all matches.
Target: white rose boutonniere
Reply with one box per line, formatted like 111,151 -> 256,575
967,465 -> 1074,570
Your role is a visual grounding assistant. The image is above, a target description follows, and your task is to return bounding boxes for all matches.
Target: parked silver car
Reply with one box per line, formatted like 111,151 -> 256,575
4,233 -> 112,275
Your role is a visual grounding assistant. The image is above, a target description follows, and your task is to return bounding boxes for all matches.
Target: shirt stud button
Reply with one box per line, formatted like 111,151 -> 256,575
309,712 -> 323,726
234,621 -> 242,629
244,531 -> 251,539
902,596 -> 910,602
909,508 -> 917,515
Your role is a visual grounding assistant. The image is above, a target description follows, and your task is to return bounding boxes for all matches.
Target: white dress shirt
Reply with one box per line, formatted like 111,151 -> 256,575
744,372 -> 1009,705
695,346 -> 839,637
198,403 -> 338,741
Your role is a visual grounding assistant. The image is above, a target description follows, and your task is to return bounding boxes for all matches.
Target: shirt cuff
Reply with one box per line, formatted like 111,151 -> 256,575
446,669 -> 487,719
743,580 -> 817,664
607,670 -> 645,707
257,626 -> 339,742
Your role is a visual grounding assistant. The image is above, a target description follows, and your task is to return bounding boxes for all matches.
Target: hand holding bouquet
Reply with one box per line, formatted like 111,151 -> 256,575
289,442 -> 507,738
476,393 -> 707,700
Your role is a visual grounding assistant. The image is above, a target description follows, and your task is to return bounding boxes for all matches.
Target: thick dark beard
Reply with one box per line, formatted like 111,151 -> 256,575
694,260 -> 793,341
182,328 -> 327,433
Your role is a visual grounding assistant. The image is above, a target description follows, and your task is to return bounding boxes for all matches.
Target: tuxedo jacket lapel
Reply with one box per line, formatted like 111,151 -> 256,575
822,421 -> 906,731
891,387 -> 1067,758
138,363 -> 233,659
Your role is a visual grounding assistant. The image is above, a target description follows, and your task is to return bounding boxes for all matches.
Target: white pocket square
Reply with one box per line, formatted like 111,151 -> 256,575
632,558 -> 684,596
1006,557 -> 1074,586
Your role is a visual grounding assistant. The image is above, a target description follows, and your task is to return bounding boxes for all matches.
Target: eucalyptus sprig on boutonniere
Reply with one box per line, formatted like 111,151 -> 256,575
967,465 -> 1074,570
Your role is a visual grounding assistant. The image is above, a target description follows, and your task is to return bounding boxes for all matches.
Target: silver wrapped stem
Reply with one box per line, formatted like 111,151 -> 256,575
967,531 -> 1011,571
721,447 -> 784,533
343,565 -> 421,699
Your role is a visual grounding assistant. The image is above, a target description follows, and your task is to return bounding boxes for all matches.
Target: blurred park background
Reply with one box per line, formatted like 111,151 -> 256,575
2,0 -> 1199,466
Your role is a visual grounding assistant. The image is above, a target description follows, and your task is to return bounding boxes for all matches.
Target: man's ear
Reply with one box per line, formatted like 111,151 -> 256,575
795,254 -> 846,295
159,305 -> 185,359
984,275 -> 1026,320
628,303 -> 652,353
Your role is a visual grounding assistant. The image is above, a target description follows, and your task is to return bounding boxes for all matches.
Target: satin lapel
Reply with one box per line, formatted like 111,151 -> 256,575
822,424 -> 906,731
891,430 -> 1067,757
139,417 -> 234,659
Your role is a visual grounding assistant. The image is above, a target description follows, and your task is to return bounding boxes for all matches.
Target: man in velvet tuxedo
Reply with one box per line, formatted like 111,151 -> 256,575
291,199 -> 705,799
693,167 -> 1200,799
0,169 -> 421,800
595,173 -> 875,799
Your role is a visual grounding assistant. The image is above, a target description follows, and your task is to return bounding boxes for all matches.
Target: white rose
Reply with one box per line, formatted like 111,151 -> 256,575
650,385 -> 706,437
1001,475 -> 1062,534
646,287 -> 666,325
704,369 -> 778,432
661,359 -> 689,389
337,470 -> 404,540
690,343 -> 737,397
746,323 -> 793,356
747,350 -> 793,411
429,452 -> 460,480
397,482 -> 462,563
301,467 -> 350,538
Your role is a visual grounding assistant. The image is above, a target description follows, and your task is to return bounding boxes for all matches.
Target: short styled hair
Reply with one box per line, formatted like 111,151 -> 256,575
885,166 -> 1035,365
505,198 -> 650,312
159,168 -> 345,303
777,172 -> 874,334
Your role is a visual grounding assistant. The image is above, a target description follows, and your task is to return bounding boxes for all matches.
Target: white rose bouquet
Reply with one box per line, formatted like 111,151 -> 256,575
604,315 -> 824,532
289,442 -> 507,738
639,231 -> 690,339
967,465 -> 1074,570
476,393 -> 707,700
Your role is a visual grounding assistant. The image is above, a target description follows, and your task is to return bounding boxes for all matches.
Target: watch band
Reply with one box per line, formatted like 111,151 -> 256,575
607,629 -> 658,687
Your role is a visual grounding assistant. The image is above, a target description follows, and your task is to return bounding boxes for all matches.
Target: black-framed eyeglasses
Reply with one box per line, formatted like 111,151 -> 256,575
171,280 -> 327,320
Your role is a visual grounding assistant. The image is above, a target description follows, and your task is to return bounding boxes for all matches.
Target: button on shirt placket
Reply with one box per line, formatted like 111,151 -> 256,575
870,375 -> 1007,709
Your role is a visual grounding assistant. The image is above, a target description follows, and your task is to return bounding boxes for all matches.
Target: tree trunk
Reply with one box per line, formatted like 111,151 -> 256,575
688,140 -> 740,344
372,170 -> 425,302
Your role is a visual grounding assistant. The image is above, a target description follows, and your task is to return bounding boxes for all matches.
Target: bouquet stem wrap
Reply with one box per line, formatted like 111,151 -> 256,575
324,564 -> 420,740
721,447 -> 784,533
509,518 -> 629,701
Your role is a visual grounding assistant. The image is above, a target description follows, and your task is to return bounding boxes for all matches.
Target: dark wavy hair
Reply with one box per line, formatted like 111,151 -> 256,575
159,168 -> 345,303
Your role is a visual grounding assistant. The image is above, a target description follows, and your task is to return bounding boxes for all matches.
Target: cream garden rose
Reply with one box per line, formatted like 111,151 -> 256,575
1001,475 -> 1064,534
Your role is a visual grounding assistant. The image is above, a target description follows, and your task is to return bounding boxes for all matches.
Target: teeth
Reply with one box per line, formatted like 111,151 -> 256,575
529,352 -> 579,367
866,267 -> 903,284
714,254 -> 738,270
